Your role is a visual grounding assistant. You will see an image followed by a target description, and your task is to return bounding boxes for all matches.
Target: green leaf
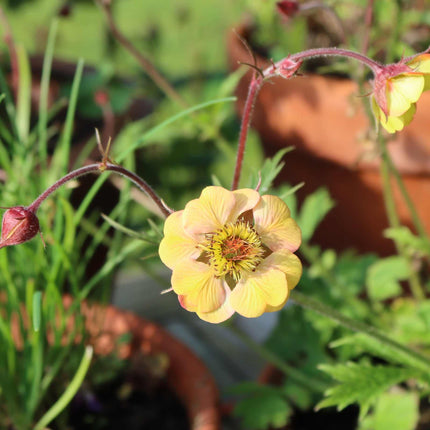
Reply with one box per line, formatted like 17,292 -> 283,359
298,188 -> 335,241
257,148 -> 294,194
282,382 -> 314,410
234,391 -> 292,430
15,44 -> 32,143
366,256 -> 410,301
318,362 -> 417,418
360,391 -> 419,430
384,227 -> 430,257
32,291 -> 42,332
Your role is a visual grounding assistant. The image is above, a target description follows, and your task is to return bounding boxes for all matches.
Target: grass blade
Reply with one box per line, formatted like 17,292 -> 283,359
33,345 -> 93,430
38,18 -> 58,167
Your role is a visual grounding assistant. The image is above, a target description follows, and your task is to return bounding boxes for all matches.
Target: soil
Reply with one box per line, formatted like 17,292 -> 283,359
288,405 -> 359,430
60,355 -> 190,430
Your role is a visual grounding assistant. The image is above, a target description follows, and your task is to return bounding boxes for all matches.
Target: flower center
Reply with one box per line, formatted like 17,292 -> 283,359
199,221 -> 265,281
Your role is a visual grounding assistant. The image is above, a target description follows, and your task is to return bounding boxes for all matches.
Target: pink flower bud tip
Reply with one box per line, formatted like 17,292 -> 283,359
0,206 -> 40,249
276,1 -> 299,18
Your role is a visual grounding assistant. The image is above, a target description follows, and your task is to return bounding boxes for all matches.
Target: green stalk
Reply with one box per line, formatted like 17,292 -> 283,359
378,135 -> 425,301
38,19 -> 58,169
383,150 -> 428,240
15,44 -> 31,144
51,58 -> 84,179
26,291 -> 44,419
230,324 -> 328,393
118,96 -> 236,162
33,346 -> 93,430
291,290 -> 430,374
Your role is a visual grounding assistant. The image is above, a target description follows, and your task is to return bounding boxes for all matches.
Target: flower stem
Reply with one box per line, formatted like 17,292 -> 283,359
290,290 -> 430,374
97,0 -> 186,108
378,135 -> 425,301
268,47 -> 382,78
229,324 -> 328,393
232,46 -> 382,189
232,75 -> 262,190
383,149 -> 428,240
28,162 -> 171,218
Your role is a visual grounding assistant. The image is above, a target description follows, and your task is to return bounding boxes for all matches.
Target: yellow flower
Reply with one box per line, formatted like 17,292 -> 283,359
371,54 -> 430,133
159,186 -> 302,323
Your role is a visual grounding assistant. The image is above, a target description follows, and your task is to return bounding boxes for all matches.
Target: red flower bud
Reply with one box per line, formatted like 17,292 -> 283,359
0,207 -> 40,249
276,1 -> 299,18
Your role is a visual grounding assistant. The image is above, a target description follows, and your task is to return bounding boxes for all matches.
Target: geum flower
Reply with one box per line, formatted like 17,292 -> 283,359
159,186 -> 302,323
371,53 -> 430,133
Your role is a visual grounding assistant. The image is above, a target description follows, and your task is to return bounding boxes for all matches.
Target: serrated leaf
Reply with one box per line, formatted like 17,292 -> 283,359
257,148 -> 294,194
360,391 -> 419,430
366,256 -> 410,301
318,362 -> 417,418
234,391 -> 292,430
329,333 -> 430,384
298,188 -> 335,241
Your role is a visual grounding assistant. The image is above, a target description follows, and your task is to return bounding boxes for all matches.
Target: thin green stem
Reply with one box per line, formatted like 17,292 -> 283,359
229,324 -> 328,393
33,346 -> 93,430
385,1 -> 402,64
384,152 -> 428,240
378,135 -> 425,301
38,19 -> 58,170
291,290 -> 430,374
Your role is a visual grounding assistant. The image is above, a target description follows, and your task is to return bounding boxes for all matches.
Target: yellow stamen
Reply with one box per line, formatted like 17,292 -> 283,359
199,221 -> 265,281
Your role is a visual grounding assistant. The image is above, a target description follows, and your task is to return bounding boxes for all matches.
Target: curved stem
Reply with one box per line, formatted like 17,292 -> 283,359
266,47 -> 382,78
291,290 -> 430,374
232,75 -> 262,190
232,46 -> 382,189
28,163 -> 171,218
97,1 -> 186,108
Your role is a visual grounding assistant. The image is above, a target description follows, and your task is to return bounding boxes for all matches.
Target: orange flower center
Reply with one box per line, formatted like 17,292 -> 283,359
199,220 -> 265,281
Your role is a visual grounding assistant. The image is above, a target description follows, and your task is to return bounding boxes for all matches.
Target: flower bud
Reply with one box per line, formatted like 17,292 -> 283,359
274,57 -> 302,79
371,54 -> 430,133
0,206 -> 40,249
276,1 -> 299,18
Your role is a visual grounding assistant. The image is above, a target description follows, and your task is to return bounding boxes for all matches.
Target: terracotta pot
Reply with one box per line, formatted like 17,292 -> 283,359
79,300 -> 221,430
227,25 -> 430,255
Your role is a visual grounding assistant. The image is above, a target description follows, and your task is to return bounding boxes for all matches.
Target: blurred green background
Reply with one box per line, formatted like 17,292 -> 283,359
2,0 -> 245,81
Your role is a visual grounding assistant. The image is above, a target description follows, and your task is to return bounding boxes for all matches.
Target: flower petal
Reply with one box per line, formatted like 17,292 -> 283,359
197,285 -> 235,323
253,195 -> 301,252
387,74 -> 424,116
182,186 -> 236,237
230,269 -> 288,318
381,103 -> 416,134
159,211 -> 200,270
265,288 -> 291,313
408,54 -> 430,91
260,250 -> 302,290
171,260 -> 226,313
231,188 -> 261,219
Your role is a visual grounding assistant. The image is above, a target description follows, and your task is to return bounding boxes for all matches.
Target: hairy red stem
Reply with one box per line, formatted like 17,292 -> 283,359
28,163 -> 171,218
